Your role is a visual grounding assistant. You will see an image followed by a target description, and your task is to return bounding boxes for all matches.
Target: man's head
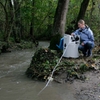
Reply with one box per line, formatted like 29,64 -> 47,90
78,19 -> 85,29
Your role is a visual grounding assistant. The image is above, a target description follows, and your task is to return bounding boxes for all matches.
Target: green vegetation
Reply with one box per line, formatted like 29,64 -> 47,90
26,48 -> 59,81
0,0 -> 100,43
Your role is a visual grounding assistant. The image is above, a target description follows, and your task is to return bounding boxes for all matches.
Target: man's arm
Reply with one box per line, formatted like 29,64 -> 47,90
71,29 -> 79,36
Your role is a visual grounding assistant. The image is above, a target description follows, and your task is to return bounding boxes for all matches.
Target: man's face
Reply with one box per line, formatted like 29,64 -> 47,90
78,23 -> 83,28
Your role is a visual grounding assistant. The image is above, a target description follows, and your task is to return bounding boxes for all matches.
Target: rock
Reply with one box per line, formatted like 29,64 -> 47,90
25,48 -> 59,81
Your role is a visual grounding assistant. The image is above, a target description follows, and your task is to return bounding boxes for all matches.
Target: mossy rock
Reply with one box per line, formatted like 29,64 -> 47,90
49,34 -> 62,50
25,48 -> 59,81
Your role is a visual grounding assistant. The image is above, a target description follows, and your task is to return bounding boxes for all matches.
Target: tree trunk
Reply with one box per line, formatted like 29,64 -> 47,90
13,0 -> 21,43
30,0 -> 35,40
49,0 -> 69,50
75,0 -> 90,29
52,0 -> 69,36
0,2 -> 9,42
30,0 -> 35,42
29,0 -> 38,46
90,0 -> 95,19
7,0 -> 14,43
47,1 -> 52,36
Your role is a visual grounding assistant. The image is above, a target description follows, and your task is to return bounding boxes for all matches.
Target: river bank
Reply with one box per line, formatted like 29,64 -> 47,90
0,41 -> 100,100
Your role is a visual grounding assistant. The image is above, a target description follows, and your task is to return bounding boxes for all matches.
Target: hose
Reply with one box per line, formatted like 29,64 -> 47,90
37,42 -> 70,95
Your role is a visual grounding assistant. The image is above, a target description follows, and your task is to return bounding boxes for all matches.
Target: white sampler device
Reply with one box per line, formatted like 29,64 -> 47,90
63,34 -> 80,58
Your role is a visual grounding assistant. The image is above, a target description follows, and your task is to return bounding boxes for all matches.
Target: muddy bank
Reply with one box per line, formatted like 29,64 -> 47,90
74,70 -> 100,100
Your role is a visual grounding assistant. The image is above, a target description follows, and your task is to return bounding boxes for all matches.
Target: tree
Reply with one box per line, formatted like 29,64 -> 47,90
75,0 -> 90,29
12,0 -> 21,43
0,1 -> 9,42
52,0 -> 70,36
49,0 -> 69,50
0,0 -> 22,43
29,0 -> 38,46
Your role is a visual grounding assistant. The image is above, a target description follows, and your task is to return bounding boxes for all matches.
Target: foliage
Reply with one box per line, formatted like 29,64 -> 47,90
0,0 -> 100,44
20,0 -> 58,39
66,0 -> 82,31
15,41 -> 35,49
85,0 -> 100,40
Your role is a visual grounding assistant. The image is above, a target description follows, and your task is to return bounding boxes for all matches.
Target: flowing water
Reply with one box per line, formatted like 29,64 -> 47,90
0,41 -> 76,100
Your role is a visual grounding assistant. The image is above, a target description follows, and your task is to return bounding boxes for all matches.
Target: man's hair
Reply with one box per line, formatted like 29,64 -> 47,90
78,19 -> 85,25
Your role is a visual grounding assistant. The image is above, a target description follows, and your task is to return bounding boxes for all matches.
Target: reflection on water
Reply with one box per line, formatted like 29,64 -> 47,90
0,42 -> 76,100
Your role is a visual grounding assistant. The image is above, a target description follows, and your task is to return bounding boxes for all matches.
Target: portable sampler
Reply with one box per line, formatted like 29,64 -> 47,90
63,34 -> 80,58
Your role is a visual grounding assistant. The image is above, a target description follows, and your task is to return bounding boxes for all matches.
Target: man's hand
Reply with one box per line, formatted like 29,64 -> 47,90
71,33 -> 74,36
81,42 -> 84,46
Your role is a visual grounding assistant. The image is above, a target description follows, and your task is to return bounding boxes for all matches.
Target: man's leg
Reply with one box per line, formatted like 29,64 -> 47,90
85,42 -> 94,56
78,45 -> 87,56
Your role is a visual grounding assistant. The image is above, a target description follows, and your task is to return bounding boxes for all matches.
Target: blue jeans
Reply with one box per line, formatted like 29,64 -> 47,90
78,42 -> 94,56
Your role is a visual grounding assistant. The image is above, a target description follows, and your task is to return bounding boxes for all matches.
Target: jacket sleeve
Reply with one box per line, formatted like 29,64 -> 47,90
73,29 -> 79,35
83,28 -> 94,44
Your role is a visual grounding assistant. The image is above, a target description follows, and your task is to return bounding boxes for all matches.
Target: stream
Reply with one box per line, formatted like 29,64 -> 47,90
0,41 -> 77,100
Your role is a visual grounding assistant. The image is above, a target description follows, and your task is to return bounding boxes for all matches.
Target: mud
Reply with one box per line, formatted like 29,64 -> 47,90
74,70 -> 100,100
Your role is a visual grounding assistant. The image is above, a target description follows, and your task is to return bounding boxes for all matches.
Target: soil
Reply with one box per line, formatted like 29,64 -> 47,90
53,57 -> 100,100
53,68 -> 100,100
73,70 -> 100,100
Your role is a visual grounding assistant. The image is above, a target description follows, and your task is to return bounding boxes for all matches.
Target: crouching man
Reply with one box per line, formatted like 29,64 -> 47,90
71,19 -> 95,57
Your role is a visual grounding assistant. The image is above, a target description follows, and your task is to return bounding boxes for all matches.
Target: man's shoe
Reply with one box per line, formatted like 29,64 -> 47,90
87,53 -> 92,57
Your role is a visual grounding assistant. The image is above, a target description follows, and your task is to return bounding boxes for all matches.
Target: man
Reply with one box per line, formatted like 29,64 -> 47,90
71,19 -> 94,57
56,19 -> 95,57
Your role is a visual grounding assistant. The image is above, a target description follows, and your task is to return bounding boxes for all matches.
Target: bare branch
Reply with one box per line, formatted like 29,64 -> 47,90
0,1 -> 8,19
4,0 -> 8,7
